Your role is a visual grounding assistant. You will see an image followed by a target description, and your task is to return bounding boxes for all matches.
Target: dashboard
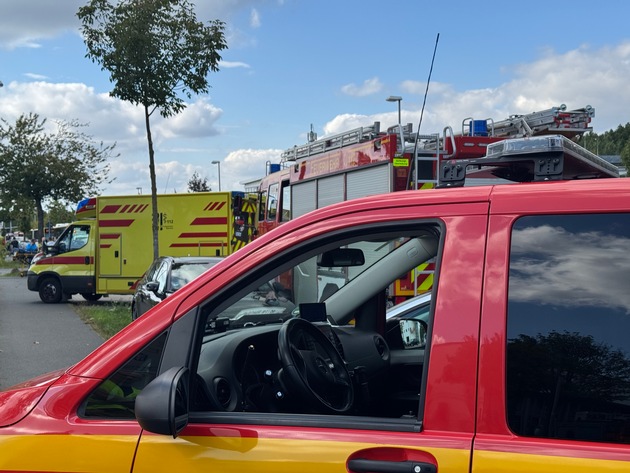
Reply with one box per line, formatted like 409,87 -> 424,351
196,321 -> 391,415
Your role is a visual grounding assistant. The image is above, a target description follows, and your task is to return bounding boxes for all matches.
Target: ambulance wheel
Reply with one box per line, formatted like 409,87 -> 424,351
81,293 -> 103,302
39,277 -> 62,304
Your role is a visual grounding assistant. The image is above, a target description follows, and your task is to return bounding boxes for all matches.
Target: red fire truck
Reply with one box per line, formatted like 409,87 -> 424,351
257,104 -> 610,303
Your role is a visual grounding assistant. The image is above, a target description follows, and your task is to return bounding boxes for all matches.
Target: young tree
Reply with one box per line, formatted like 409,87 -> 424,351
77,0 -> 227,259
187,171 -> 210,192
0,113 -> 115,239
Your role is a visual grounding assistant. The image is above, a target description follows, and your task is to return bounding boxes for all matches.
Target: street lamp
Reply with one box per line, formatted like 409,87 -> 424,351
211,160 -> 221,191
386,95 -> 402,125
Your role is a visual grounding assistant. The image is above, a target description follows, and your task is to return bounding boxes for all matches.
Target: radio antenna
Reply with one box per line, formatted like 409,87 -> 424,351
410,33 -> 440,190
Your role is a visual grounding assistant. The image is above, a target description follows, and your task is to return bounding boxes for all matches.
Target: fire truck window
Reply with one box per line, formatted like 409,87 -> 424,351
258,191 -> 267,221
506,213 -> 630,445
280,181 -> 291,222
267,183 -> 279,221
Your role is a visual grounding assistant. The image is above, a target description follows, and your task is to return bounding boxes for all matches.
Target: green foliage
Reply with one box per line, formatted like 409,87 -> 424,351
78,0 -> 226,119
0,113 -> 117,237
578,124 -> 630,155
621,141 -> 630,171
187,171 -> 210,192
46,200 -> 76,226
77,0 -> 227,259
73,300 -> 132,339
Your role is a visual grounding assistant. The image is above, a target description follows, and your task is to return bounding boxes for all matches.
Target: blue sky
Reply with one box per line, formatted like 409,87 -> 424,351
1,0 -> 629,199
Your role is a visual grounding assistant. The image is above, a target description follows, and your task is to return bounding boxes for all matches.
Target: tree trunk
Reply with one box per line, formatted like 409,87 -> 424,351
144,105 -> 159,260
36,199 -> 45,243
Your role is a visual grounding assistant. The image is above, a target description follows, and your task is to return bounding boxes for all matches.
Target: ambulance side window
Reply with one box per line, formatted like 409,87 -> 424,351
506,213 -> 630,445
57,225 -> 90,253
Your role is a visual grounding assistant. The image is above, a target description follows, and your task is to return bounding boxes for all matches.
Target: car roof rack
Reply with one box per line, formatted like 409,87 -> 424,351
438,135 -> 620,187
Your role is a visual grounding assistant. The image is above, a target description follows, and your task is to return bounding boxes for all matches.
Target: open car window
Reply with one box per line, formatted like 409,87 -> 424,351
192,223 -> 441,423
206,232 -> 438,332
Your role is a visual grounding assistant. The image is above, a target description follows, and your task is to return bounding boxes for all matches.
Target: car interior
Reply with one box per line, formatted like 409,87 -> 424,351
192,224 -> 441,420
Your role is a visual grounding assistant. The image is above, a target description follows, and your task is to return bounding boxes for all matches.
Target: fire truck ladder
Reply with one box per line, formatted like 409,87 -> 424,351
281,122 -> 383,162
462,104 -> 595,139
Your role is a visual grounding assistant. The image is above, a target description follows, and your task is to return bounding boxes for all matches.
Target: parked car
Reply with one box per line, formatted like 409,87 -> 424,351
2,178 -> 630,472
131,256 -> 223,319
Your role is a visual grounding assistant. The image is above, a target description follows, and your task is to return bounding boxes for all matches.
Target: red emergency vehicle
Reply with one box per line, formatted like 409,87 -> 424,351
1,144 -> 628,472
257,104 -> 602,302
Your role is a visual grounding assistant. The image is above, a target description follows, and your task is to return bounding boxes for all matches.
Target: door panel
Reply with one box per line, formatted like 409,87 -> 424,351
476,207 -> 630,470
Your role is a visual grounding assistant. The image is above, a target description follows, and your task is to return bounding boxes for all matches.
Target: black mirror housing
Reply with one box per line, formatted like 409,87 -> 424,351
135,366 -> 190,438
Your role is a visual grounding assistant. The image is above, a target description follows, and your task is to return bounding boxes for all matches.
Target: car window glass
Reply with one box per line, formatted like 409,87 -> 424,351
267,183 -> 279,222
144,260 -> 160,282
258,190 -> 267,221
170,262 -> 213,291
56,225 -> 90,254
506,213 -> 630,445
80,332 -> 168,419
154,261 -> 170,293
280,181 -> 291,222
193,224 -> 441,423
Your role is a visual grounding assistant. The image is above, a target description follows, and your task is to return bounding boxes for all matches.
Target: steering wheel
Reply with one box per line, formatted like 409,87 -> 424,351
278,318 -> 354,413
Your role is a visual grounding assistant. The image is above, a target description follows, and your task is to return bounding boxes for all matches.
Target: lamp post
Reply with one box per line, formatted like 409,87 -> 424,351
386,95 -> 402,124
211,160 -> 221,191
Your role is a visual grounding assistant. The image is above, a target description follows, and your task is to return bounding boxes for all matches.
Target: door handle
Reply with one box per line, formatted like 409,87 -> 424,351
84,256 -> 90,265
347,458 -> 436,473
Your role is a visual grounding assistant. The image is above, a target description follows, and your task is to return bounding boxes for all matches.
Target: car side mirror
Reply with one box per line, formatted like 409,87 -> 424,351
399,320 -> 427,349
135,366 -> 190,438
145,281 -> 160,293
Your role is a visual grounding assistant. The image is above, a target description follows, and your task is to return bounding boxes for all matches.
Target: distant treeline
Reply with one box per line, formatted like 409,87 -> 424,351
577,123 -> 630,158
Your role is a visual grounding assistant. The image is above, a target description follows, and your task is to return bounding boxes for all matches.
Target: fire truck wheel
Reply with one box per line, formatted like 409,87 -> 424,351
39,277 -> 62,304
81,293 -> 103,302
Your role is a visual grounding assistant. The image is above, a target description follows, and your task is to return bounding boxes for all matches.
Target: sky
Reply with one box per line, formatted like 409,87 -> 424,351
1,0 -> 630,201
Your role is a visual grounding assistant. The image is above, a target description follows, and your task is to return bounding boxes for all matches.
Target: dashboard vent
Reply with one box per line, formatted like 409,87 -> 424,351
214,377 -> 231,408
374,335 -> 390,361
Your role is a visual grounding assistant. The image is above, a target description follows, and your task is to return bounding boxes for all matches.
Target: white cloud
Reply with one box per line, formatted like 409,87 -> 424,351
23,72 -> 48,80
154,99 -> 223,140
220,61 -> 251,69
341,77 -> 384,97
250,8 -> 261,28
0,1 -> 83,50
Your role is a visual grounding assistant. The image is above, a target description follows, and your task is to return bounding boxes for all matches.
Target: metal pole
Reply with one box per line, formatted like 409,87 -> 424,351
212,161 -> 221,191
386,96 -> 403,124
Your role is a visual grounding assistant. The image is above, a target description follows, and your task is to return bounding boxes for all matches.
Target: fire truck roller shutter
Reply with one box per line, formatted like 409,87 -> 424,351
346,165 -> 390,200
317,175 -> 345,209
292,180 -> 317,219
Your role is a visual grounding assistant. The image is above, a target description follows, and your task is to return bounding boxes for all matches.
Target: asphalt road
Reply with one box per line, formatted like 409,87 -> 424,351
0,272 -> 106,390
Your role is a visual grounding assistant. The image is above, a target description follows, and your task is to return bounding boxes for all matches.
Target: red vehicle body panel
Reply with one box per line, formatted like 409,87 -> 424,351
2,178 -> 630,472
